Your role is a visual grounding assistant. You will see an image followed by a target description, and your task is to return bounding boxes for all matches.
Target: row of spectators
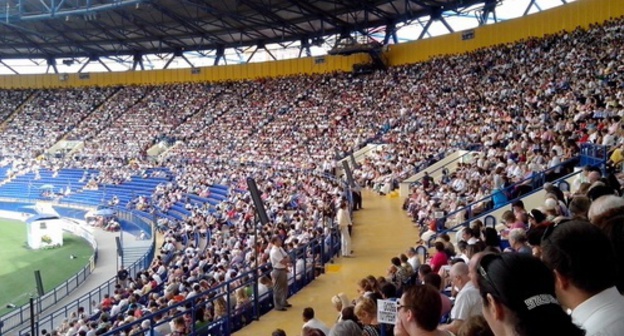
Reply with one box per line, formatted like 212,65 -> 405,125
286,176 -> 624,336
3,14 -> 624,336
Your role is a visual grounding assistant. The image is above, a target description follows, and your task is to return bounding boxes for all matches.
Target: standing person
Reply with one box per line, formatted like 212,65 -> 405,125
352,182 -> 362,211
270,236 -> 292,311
337,201 -> 353,257
117,266 -> 129,288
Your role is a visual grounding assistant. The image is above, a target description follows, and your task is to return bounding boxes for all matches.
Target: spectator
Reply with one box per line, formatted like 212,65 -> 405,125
541,220 -> 624,335
476,253 -> 585,336
457,316 -> 493,336
429,242 -> 449,273
506,229 -> 531,254
588,195 -> 624,293
394,284 -> 448,336
301,307 -> 330,336
440,262 -> 482,334
328,320 -> 361,336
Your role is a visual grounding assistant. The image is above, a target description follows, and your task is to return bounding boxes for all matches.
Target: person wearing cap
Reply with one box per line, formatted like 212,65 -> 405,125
476,253 -> 584,336
270,235 -> 292,311
541,220 -> 624,336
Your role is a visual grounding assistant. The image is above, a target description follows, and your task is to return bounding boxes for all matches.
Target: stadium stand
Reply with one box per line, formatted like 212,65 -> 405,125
0,4 -> 624,336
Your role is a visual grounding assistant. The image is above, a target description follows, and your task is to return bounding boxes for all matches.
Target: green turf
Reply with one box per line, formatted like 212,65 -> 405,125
0,218 -> 94,315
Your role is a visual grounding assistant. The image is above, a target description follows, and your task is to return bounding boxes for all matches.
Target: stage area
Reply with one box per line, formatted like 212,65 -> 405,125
0,218 -> 93,315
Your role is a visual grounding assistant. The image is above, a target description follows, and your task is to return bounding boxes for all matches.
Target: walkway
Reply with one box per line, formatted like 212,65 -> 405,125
235,189 -> 417,335
6,229 -> 119,335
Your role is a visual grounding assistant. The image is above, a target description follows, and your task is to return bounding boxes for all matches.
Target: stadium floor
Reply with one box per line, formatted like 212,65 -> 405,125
235,189 -> 417,335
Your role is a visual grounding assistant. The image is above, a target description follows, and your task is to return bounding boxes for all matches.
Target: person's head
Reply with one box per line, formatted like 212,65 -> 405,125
568,196 -> 591,219
588,195 -> 624,226
400,254 -> 408,263
340,306 -> 358,323
302,307 -> 315,322
477,253 -> 585,336
303,328 -> 324,336
391,257 -> 401,267
272,329 -> 287,336
463,227 -> 475,241
380,282 -> 397,299
434,241 -> 445,252
449,262 -> 470,290
394,284 -> 442,336
271,235 -> 282,247
423,272 -> 443,291
508,228 -> 527,249
357,278 -> 372,295
541,220 -> 616,309
501,210 -> 516,224
328,320 -> 361,336
331,293 -> 350,313
418,264 -> 432,281
457,315 -> 494,336
354,297 -> 377,325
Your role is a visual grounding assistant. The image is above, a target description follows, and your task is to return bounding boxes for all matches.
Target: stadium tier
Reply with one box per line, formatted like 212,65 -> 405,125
0,3 -> 624,336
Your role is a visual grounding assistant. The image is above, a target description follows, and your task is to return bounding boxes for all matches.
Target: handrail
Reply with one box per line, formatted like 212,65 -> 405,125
0,201 -> 155,335
420,156 -> 580,238
99,231 -> 341,336
3,164 -> 347,335
429,168 -> 584,244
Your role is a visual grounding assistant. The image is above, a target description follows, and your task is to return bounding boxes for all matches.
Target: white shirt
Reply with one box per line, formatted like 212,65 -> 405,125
270,245 -> 288,270
408,255 -> 421,271
571,286 -> 624,336
303,318 -> 331,336
451,281 -> 482,321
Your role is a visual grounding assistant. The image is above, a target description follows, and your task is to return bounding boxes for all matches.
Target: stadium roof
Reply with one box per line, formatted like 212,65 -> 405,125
0,0 -> 496,61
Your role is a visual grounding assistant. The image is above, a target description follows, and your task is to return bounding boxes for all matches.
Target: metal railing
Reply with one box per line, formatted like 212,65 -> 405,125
0,202 -> 99,333
99,231 -> 342,336
429,168 -> 585,244
0,202 -> 154,336
418,156 -> 580,240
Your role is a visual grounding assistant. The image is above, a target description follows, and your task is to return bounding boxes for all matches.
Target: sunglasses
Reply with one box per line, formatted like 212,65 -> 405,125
477,254 -> 504,300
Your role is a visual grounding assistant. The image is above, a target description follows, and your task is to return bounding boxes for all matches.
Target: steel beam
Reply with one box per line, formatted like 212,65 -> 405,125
0,60 -> 19,74
1,0 -> 144,22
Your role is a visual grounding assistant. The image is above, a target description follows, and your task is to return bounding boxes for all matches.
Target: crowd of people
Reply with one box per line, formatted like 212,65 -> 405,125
0,12 -> 623,336
283,165 -> 624,336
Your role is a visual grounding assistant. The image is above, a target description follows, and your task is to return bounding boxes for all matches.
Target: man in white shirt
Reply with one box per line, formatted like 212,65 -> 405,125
336,201 -> 353,257
440,262 -> 482,334
406,247 -> 421,271
302,307 -> 331,335
270,235 -> 292,311
542,220 -> 624,336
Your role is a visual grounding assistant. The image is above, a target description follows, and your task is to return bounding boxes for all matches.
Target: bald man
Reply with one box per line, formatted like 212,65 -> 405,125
440,260 -> 483,334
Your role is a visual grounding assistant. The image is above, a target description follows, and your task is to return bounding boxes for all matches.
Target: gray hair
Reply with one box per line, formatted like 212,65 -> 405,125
508,228 -> 527,244
329,320 -> 362,336
588,195 -> 624,223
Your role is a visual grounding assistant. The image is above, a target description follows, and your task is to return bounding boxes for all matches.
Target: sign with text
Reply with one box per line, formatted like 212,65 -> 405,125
377,299 -> 397,325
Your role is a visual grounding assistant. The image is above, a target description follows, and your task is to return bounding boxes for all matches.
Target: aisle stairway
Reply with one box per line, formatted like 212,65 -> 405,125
234,190 -> 416,336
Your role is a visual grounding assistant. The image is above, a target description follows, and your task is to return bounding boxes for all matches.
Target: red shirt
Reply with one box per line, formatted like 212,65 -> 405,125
430,252 -> 448,273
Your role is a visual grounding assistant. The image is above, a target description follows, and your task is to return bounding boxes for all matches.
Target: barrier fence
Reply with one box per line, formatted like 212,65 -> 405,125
2,166 -> 349,336
0,202 -> 99,334
0,203 -> 155,336
99,230 -> 342,336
